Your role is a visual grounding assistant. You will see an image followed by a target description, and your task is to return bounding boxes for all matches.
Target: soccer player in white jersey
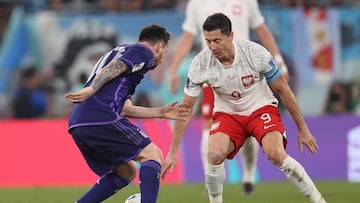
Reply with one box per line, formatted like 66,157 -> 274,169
168,0 -> 288,195
162,13 -> 326,203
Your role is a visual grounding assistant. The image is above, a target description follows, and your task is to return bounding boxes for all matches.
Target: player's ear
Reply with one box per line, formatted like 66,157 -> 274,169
229,32 -> 234,40
155,42 -> 163,54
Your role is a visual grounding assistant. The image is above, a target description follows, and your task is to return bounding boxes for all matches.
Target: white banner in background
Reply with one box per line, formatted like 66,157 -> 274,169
348,125 -> 360,182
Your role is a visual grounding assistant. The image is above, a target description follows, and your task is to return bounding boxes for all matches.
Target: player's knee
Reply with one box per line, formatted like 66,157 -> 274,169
208,148 -> 226,165
138,143 -> 163,163
150,147 -> 163,163
264,148 -> 287,166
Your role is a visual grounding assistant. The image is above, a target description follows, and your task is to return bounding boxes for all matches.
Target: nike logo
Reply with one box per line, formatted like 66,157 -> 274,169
264,124 -> 275,129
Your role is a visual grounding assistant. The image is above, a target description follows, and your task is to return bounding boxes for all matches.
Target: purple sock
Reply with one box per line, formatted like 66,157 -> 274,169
77,171 -> 129,203
139,160 -> 161,203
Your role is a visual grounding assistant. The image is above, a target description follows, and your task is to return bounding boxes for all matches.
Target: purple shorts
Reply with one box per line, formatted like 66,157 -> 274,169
69,118 -> 151,176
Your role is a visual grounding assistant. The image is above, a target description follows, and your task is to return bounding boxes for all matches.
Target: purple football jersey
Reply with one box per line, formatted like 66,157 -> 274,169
68,44 -> 155,130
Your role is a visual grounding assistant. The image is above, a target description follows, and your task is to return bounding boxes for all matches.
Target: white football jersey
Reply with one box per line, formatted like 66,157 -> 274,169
183,0 -> 264,48
185,40 -> 279,116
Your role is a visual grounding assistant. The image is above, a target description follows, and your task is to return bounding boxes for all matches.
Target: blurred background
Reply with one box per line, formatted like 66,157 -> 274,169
0,0 -> 360,187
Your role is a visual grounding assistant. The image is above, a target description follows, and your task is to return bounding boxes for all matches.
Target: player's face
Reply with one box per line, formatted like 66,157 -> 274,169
204,29 -> 234,60
154,42 -> 168,66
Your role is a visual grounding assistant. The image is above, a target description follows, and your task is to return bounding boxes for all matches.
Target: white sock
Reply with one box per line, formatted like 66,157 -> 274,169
241,137 -> 258,183
206,162 -> 225,202
278,155 -> 326,203
201,128 -> 210,176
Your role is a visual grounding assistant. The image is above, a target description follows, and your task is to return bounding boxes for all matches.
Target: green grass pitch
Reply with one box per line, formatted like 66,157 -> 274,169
0,181 -> 359,202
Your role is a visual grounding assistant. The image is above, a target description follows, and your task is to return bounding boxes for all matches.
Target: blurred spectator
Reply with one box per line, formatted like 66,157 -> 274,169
160,43 -> 202,114
49,0 -> 99,11
301,0 -> 320,8
100,0 -> 143,12
12,66 -> 49,118
65,73 -> 88,117
133,91 -> 151,107
143,0 -> 180,10
323,81 -> 352,114
258,0 -> 360,7
350,81 -> 360,114
282,0 -> 306,7
22,0 -> 101,12
259,0 -> 303,7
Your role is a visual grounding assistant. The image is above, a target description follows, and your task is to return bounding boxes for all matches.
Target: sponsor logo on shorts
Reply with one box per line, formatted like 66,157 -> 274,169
210,121 -> 220,131
264,124 -> 276,129
139,129 -> 148,138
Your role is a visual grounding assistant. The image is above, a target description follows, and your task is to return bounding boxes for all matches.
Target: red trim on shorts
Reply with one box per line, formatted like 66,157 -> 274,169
201,86 -> 214,119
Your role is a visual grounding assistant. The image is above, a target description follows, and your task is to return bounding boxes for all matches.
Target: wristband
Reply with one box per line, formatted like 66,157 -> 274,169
274,54 -> 288,74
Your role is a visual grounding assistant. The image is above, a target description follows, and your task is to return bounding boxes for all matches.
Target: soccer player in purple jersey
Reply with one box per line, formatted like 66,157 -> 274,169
65,24 -> 190,203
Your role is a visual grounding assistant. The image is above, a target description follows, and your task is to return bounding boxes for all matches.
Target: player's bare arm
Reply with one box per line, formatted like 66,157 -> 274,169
255,24 -> 289,79
65,60 -> 129,103
169,31 -> 195,94
269,75 -> 319,154
91,59 -> 129,91
161,94 -> 198,179
121,99 -> 190,120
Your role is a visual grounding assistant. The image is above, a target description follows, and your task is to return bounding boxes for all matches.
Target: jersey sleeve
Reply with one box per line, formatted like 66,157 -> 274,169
182,0 -> 199,35
248,0 -> 265,29
248,41 -> 282,82
184,55 -> 203,97
118,46 -> 154,73
263,57 -> 281,82
184,77 -> 202,97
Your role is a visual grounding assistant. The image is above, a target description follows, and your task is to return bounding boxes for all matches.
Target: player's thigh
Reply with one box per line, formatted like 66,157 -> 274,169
70,127 -> 114,176
209,132 -> 234,156
247,105 -> 286,146
247,105 -> 287,164
210,112 -> 248,159
135,142 -> 163,163
261,131 -> 287,165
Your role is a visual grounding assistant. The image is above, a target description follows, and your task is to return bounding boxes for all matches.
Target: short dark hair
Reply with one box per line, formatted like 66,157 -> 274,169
21,66 -> 38,80
138,24 -> 170,45
203,13 -> 232,36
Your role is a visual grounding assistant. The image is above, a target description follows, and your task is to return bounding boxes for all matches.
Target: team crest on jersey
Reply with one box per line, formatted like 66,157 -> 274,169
241,75 -> 254,87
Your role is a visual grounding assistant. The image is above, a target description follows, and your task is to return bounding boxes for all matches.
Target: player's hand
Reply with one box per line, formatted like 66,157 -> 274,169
161,152 -> 177,179
281,66 -> 289,81
169,71 -> 180,95
297,130 -> 319,154
162,102 -> 190,120
274,54 -> 289,81
64,86 -> 95,103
